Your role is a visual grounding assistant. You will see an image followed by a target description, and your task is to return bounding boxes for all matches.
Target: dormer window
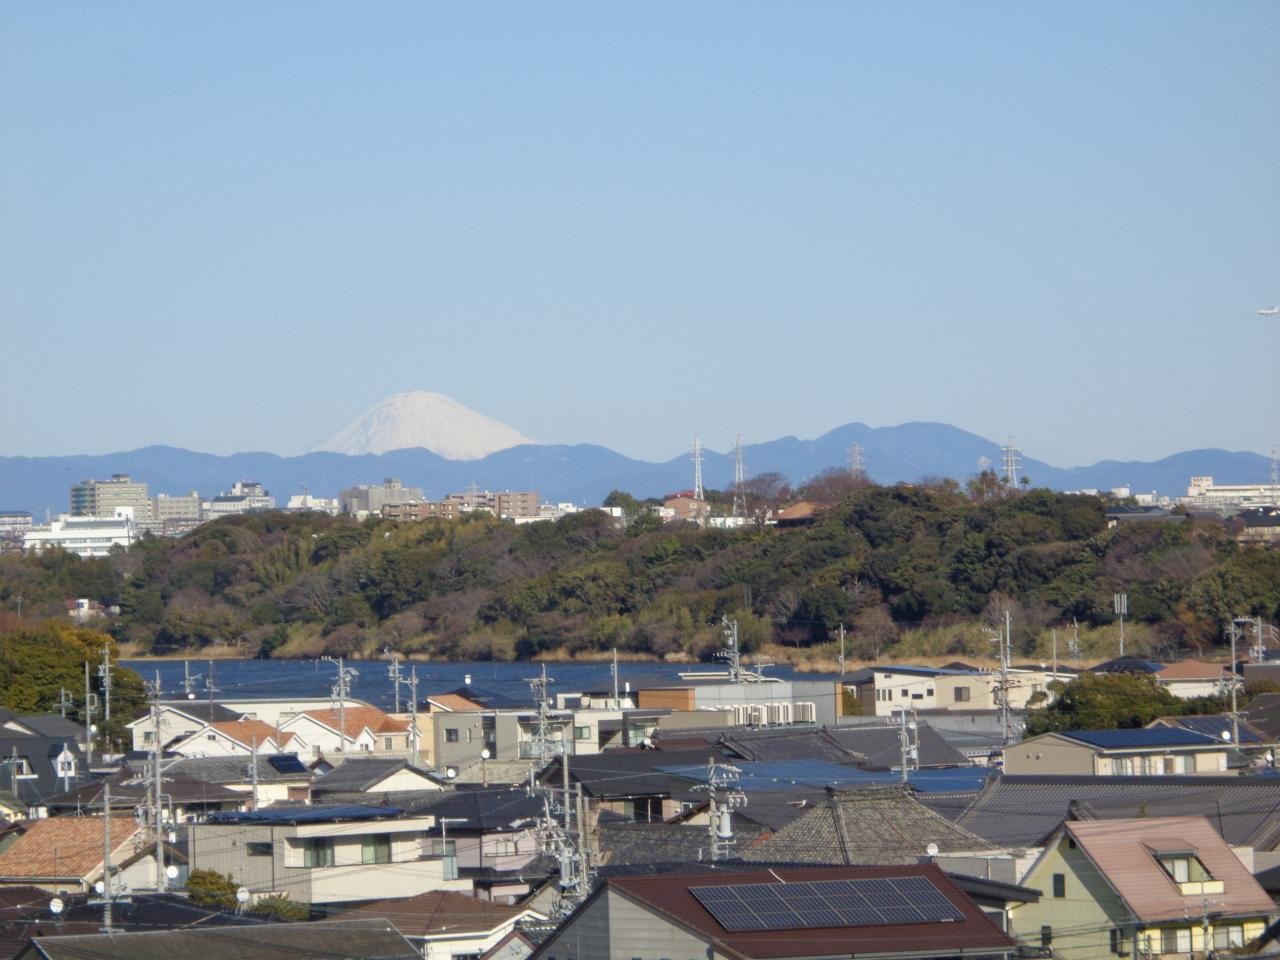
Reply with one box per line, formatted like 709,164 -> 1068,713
1156,854 -> 1210,884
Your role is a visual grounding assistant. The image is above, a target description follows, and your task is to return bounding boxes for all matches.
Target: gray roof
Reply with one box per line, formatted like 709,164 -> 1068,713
20,918 -> 419,960
825,725 -> 971,769
955,775 -> 1280,849
311,757 -> 434,794
740,786 -> 998,865
598,820 -> 747,868
167,754 -> 311,785
156,701 -> 244,723
670,724 -> 971,772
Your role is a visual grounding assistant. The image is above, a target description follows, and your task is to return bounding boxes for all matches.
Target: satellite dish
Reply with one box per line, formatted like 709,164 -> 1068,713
446,767 -> 457,779
926,842 -> 940,857
49,898 -> 64,915
480,748 -> 491,760
166,865 -> 179,880
236,886 -> 250,903
94,881 -> 105,895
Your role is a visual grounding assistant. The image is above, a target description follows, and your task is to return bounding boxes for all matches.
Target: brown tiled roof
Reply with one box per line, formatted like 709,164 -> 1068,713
741,786 -> 997,865
604,864 -> 1014,960
0,817 -> 141,880
427,693 -> 485,713
302,706 -> 410,739
339,890 -> 537,936
1156,660 -> 1231,681
1064,816 -> 1276,923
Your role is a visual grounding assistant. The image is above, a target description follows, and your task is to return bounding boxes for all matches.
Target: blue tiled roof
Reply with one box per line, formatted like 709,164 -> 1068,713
1062,728 -> 1221,748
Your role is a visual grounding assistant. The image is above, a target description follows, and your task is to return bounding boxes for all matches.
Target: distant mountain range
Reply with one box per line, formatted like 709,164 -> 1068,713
0,423 -> 1271,517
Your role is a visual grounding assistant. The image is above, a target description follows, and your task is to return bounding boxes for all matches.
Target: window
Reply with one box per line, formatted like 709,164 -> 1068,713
246,841 -> 273,857
575,726 -> 591,741
428,838 -> 457,856
1109,929 -> 1123,955
1052,873 -> 1066,898
925,688 -> 934,697
303,838 -> 334,867
384,737 -> 393,750
362,834 -> 391,864
954,687 -> 971,702
445,728 -> 459,743
1212,924 -> 1245,950
1040,926 -> 1053,948
495,839 -> 517,857
1160,928 -> 1192,954
1156,854 -> 1212,885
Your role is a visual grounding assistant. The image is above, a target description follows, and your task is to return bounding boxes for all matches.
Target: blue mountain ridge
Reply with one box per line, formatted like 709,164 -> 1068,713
0,424 -> 1271,517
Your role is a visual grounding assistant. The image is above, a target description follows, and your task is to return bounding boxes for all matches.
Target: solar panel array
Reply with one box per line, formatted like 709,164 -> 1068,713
689,877 -> 965,932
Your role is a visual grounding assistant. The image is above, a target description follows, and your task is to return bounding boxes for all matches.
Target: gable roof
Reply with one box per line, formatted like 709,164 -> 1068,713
167,754 -> 312,785
21,917 -> 420,960
593,864 -> 1014,960
954,774 -> 1280,849
311,757 -> 435,794
396,787 -> 543,830
740,786 -> 998,865
1156,660 -> 1232,681
1055,728 -> 1223,750
337,889 -> 537,936
296,706 -> 410,740
0,817 -> 141,881
1062,816 -> 1276,922
426,692 -> 486,713
201,719 -> 294,750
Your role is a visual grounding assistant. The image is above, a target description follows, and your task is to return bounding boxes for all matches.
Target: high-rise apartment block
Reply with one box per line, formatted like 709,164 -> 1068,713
340,478 -> 424,516
70,474 -> 151,523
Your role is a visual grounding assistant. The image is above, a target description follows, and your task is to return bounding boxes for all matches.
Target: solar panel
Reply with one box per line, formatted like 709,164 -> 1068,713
689,877 -> 965,932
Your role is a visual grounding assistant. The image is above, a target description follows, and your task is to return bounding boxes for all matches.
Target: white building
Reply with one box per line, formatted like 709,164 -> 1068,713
23,510 -> 137,558
1180,476 -> 1280,510
203,481 -> 276,518
287,492 -> 340,515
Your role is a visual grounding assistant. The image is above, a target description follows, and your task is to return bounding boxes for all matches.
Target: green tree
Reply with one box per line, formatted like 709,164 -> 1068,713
1026,673 -> 1185,735
185,868 -> 238,909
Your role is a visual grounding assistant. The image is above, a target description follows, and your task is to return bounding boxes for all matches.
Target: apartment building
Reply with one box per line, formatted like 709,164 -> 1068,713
341,477 -> 423,516
70,474 -> 151,523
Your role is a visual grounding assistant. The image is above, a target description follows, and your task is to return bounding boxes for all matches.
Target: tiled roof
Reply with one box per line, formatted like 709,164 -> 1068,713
25,917 -> 420,960
956,774 -> 1280,849
338,889 -> 536,935
0,817 -> 140,880
1156,660 -> 1232,681
740,786 -> 997,865
598,821 -> 748,867
311,757 -> 424,793
300,706 -> 410,739
167,754 -> 313,784
398,787 -> 543,830
602,864 -> 1014,960
426,693 -> 486,712
204,719 -> 294,749
1063,817 -> 1276,922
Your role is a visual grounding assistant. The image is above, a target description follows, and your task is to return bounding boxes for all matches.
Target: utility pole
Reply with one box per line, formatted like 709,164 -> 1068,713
696,758 -> 746,861
838,623 -> 846,680
83,662 -> 98,766
897,708 -> 918,783
990,613 -> 1013,745
57,688 -> 72,719
1051,628 -> 1058,681
98,647 -> 113,722
719,616 -> 743,683
148,672 -> 168,892
1251,617 -> 1267,663
1228,620 -> 1246,744
1069,618 -> 1081,668
322,656 -> 358,753
206,659 -> 218,708
611,649 -> 620,706
180,659 -> 198,699
526,665 -> 556,763
387,652 -> 402,714
397,664 -> 420,762
249,736 -> 260,810
1113,593 -> 1128,657
101,781 -> 114,931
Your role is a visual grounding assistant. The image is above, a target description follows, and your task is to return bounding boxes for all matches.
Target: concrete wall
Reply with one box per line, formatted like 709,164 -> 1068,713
1003,735 -> 1097,776
539,888 -> 712,960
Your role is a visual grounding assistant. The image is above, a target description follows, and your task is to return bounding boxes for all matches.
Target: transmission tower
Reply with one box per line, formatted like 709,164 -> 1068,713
1001,439 -> 1021,488
692,435 -> 704,501
732,434 -> 746,518
849,442 -> 865,476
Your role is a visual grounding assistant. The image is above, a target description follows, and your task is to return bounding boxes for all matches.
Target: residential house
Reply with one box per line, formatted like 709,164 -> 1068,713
542,750 -> 711,823
1146,713 -> 1278,769
1009,817 -> 1276,960
338,889 -> 546,960
15,917 -> 421,960
739,786 -> 999,865
126,701 -> 245,753
1003,728 -> 1232,776
47,765 -> 246,821
0,817 -> 154,894
949,774 -> 1280,853
530,864 -> 1017,960
310,757 -> 444,800
167,718 -> 297,759
861,666 -> 1057,717
189,804 -> 471,904
166,754 -> 313,808
280,705 -> 413,760
0,710 -> 89,818
1154,660 -> 1233,699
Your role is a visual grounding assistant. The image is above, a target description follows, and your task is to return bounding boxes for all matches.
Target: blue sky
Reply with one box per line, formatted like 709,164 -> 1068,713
2,1 -> 1277,467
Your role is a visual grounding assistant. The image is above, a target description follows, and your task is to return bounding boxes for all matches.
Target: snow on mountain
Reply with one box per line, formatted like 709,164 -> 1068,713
312,392 -> 534,460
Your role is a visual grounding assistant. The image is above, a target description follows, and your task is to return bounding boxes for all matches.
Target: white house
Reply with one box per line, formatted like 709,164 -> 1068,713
168,718 -> 297,758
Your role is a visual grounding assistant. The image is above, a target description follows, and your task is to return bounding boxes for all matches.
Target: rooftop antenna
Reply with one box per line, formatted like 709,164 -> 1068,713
849,442 -> 865,476
692,436 -> 705,501
732,434 -> 746,519
1001,438 -> 1021,489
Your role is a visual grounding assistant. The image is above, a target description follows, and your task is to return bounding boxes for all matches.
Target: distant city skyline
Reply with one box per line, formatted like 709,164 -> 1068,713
2,2 -> 1276,468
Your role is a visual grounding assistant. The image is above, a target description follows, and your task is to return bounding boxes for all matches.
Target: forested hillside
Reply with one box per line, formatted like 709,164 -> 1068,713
2,484 -> 1277,664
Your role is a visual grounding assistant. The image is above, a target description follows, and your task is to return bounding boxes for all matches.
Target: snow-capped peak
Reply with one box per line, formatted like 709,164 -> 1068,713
312,392 -> 534,460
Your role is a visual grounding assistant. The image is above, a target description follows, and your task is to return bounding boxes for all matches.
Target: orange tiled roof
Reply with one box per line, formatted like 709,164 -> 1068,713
301,706 -> 410,739
0,817 -> 140,880
427,693 -> 484,713
206,719 -> 294,749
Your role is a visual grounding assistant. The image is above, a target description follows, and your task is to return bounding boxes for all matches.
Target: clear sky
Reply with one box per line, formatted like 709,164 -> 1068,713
2,1 -> 1277,467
